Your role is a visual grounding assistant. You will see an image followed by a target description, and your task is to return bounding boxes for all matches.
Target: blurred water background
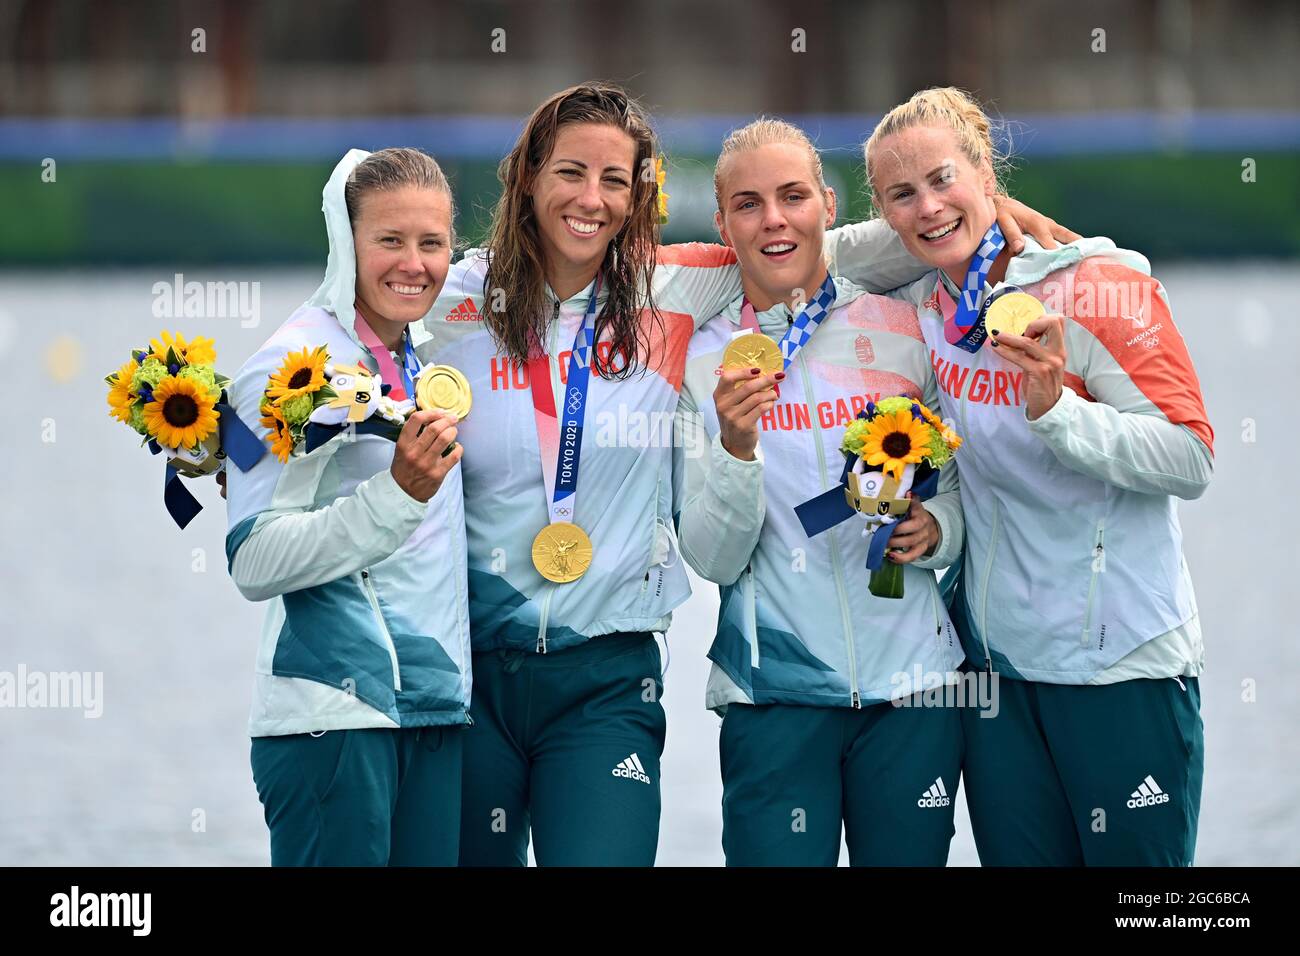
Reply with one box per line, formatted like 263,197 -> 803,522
0,261 -> 1295,865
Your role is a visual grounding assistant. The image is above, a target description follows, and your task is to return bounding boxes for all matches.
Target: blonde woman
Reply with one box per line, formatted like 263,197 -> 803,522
855,89 -> 1212,866
676,119 -> 965,866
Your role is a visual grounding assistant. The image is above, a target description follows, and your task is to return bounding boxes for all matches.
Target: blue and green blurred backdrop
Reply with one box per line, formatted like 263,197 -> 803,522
2,0 -> 1297,265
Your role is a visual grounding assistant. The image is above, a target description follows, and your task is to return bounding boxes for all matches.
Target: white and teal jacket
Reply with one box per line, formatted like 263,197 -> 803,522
878,236 -> 1213,684
225,150 -> 471,736
676,277 -> 965,711
414,224 -> 925,655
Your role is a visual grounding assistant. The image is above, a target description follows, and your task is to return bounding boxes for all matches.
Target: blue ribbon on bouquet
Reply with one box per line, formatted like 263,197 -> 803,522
793,410 -> 941,572
216,395 -> 267,472
303,416 -> 402,454
150,390 -> 267,529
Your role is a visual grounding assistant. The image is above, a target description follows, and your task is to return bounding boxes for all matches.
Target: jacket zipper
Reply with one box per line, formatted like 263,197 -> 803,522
643,472 -> 661,605
1081,519 -> 1106,647
360,569 -> 402,691
796,348 -> 860,708
954,327 -> 991,672
978,498 -> 999,674
928,573 -> 945,650
956,315 -> 976,446
535,299 -> 564,655
745,563 -> 760,669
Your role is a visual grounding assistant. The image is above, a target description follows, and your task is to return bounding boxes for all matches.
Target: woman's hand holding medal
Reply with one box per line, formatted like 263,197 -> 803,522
391,410 -> 462,502
714,366 -> 784,462
989,313 -> 1069,421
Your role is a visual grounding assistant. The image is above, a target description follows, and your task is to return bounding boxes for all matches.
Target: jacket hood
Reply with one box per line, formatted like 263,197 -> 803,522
305,148 -> 370,349
1005,235 -> 1152,285
935,234 -> 1153,299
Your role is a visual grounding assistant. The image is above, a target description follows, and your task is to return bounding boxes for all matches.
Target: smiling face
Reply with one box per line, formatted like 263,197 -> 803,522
872,124 -> 998,281
351,185 -> 453,333
529,122 -> 638,292
716,142 -> 836,311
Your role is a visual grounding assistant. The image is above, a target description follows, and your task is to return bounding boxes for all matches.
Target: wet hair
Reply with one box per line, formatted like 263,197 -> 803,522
713,117 -> 829,212
343,147 -> 455,232
482,82 -> 663,378
863,87 -> 1008,213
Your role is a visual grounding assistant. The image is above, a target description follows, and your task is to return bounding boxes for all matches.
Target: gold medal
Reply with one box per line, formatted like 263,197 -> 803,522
531,522 -> 594,584
414,364 -> 472,419
985,292 -> 1045,339
722,333 -> 783,373
722,332 -> 783,388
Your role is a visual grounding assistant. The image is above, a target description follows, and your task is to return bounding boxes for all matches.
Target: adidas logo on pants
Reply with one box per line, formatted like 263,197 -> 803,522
612,753 -> 650,784
917,777 -> 950,808
1127,774 -> 1171,808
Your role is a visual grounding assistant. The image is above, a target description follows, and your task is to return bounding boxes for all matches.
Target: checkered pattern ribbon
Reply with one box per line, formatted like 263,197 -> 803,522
400,332 -> 421,394
738,272 -> 838,369
945,221 -> 1006,353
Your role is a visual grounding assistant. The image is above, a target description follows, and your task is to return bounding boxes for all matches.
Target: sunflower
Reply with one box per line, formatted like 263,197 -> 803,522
266,346 -> 329,404
142,375 -> 220,450
861,409 -> 931,482
654,155 -> 669,225
260,400 -> 295,463
106,357 -> 139,425
147,330 -> 217,368
914,400 -> 963,450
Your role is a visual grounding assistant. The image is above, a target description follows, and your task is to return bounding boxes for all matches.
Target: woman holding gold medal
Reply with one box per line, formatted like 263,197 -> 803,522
856,89 -> 1213,865
415,82 -> 1072,866
675,120 -> 966,865
224,148 -> 472,865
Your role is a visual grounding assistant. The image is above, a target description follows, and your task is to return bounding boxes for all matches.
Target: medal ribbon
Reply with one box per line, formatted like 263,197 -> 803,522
940,221 -> 1005,353
354,313 -> 420,401
737,272 -> 838,367
527,276 -> 601,526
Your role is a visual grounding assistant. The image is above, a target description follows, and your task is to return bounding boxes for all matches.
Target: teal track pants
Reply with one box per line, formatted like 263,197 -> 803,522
961,668 -> 1204,866
250,725 -> 464,866
458,632 -> 667,867
720,698 -> 963,866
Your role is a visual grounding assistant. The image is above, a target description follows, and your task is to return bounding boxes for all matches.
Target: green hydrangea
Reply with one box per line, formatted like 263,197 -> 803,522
178,364 -> 221,400
841,418 -> 872,457
925,431 -> 952,469
128,403 -> 149,436
130,357 -> 169,395
280,393 -> 314,425
874,395 -> 915,417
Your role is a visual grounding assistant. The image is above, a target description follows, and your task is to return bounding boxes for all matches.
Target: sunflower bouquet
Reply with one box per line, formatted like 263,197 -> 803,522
106,330 -> 265,527
259,345 -> 411,462
106,330 -> 228,473
838,397 -> 963,599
